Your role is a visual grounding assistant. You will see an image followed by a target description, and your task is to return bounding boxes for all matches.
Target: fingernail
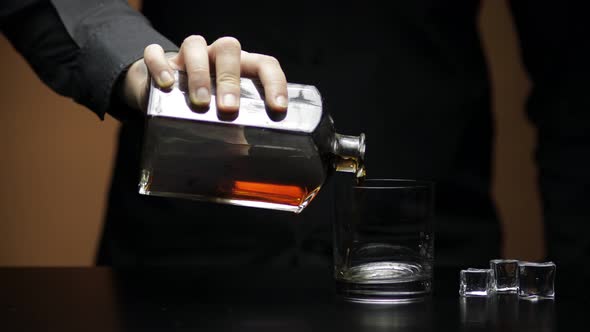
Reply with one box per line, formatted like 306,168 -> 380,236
275,95 -> 288,108
222,93 -> 238,108
191,87 -> 209,104
159,70 -> 174,86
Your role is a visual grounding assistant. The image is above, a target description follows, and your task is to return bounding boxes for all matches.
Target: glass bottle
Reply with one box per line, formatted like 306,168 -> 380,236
138,71 -> 366,213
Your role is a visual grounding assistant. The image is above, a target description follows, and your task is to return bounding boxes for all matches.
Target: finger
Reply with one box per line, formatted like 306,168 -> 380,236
180,35 -> 211,107
241,52 -> 288,112
143,44 -> 175,88
209,37 -> 242,112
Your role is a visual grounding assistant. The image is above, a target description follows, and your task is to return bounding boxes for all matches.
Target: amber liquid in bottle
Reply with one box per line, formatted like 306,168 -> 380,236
140,116 -> 333,213
229,156 -> 365,206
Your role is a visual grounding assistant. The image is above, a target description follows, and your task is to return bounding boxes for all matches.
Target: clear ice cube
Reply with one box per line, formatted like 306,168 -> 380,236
518,261 -> 556,300
490,259 -> 519,293
460,268 -> 494,297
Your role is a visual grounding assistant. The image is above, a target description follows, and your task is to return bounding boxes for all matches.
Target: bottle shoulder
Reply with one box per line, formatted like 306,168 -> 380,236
147,70 -> 324,133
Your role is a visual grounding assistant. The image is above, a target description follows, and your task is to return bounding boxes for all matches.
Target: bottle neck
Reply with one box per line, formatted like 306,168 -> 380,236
332,133 -> 366,177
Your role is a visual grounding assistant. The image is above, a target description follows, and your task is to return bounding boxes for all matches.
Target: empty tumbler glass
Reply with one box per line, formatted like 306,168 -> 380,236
333,179 -> 434,303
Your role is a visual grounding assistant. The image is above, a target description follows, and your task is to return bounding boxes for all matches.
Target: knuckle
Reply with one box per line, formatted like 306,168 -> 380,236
216,72 -> 241,87
265,78 -> 287,86
144,43 -> 162,53
262,55 -> 281,67
215,36 -> 241,50
187,66 -> 210,77
188,75 -> 210,87
143,44 -> 162,59
183,35 -> 206,45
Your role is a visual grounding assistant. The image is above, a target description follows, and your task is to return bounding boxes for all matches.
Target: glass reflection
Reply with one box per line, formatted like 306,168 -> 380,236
460,294 -> 555,331
518,298 -> 555,331
460,296 -> 492,327
340,298 -> 434,331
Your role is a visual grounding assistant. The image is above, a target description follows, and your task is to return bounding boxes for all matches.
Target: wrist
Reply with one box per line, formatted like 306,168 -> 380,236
120,58 -> 150,112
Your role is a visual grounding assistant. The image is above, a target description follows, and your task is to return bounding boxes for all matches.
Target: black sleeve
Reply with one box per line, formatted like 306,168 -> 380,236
1,0 -> 179,120
509,0 -> 590,265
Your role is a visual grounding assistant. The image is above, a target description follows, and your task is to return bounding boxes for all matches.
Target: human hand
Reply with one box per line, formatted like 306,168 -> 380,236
121,35 -> 288,113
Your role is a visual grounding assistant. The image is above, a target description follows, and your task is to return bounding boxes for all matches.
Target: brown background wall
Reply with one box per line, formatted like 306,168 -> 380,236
0,0 -> 544,266
479,0 -> 544,260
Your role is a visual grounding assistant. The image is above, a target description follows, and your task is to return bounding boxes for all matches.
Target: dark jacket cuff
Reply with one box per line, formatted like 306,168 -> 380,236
74,10 -> 178,119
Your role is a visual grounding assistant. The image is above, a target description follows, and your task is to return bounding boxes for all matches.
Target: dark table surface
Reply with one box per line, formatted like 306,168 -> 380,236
0,266 -> 587,331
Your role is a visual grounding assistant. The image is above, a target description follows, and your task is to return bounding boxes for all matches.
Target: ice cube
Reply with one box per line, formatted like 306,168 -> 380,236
490,259 -> 519,293
460,268 -> 494,297
518,261 -> 556,300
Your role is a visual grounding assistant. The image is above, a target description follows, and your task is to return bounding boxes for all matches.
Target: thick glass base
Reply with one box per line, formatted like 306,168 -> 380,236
336,279 -> 432,304
335,262 -> 432,303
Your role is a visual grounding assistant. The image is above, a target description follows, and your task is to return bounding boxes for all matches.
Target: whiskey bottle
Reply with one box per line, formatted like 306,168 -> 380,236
138,71 -> 365,213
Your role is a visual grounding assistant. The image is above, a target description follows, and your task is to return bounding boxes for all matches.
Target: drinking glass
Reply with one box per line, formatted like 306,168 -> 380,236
333,178 -> 435,303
